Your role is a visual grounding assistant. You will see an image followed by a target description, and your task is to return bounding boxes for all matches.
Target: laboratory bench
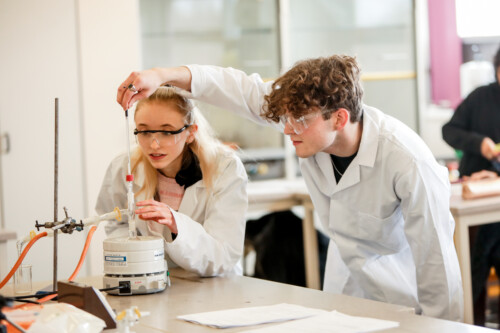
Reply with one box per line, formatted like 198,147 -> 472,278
450,183 -> 500,324
2,268 -> 496,332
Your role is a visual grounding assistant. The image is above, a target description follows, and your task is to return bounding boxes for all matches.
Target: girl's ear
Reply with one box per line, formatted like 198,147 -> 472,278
186,124 -> 198,144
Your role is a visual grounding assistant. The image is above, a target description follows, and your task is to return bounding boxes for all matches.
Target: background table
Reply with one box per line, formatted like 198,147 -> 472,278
247,179 -> 320,289
450,184 -> 500,324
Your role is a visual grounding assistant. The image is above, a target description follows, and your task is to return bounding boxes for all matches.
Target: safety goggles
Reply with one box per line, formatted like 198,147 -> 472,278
279,109 -> 332,135
134,125 -> 191,146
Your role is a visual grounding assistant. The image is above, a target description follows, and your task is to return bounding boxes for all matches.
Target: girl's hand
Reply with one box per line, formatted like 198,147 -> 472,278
135,199 -> 178,234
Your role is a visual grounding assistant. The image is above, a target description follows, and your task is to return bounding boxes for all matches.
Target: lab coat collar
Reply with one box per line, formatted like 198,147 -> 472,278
310,106 -> 380,196
309,152 -> 361,196
355,106 -> 379,169
331,155 -> 361,194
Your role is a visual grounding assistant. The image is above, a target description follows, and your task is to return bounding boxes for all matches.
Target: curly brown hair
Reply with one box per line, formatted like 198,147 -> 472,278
263,55 -> 364,123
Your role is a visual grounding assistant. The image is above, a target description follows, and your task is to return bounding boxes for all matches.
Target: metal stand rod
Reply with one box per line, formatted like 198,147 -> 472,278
53,98 -> 59,292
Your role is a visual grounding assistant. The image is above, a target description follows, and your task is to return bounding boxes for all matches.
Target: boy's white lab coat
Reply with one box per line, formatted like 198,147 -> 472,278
185,64 -> 464,321
96,151 -> 248,276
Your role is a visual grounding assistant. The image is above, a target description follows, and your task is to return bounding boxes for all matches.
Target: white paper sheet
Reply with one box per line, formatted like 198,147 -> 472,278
177,303 -> 327,328
242,310 -> 399,333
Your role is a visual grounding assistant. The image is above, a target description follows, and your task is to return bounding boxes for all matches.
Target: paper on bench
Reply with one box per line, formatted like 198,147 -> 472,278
177,303 -> 326,328
242,310 -> 399,333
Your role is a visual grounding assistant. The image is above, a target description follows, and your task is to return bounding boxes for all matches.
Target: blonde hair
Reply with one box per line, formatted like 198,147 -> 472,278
131,86 -> 233,199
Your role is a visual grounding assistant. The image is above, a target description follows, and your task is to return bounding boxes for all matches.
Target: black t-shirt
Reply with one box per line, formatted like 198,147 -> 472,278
331,153 -> 357,183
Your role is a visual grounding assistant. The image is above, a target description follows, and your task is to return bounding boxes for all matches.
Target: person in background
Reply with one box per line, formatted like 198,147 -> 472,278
442,46 -> 500,177
442,45 -> 500,326
96,86 -> 248,276
116,55 -> 463,321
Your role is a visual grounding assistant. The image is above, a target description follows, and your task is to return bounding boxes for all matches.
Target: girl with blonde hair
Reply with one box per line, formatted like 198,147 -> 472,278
96,86 -> 248,276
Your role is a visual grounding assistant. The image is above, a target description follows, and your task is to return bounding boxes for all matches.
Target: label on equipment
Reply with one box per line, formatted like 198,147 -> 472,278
104,252 -> 127,266
154,249 -> 164,260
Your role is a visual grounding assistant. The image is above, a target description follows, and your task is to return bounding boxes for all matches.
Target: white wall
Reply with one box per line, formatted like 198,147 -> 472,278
76,0 -> 142,276
420,105 -> 456,160
0,0 -> 87,283
0,0 -> 141,283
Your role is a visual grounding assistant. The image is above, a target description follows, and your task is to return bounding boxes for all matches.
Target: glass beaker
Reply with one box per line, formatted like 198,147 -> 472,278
14,264 -> 32,295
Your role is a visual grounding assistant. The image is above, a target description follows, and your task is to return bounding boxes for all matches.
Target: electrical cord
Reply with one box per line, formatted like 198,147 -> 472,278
8,284 -> 126,302
8,299 -> 40,305
9,292 -> 56,301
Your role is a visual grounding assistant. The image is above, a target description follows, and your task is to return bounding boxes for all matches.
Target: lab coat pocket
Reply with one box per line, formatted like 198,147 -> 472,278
355,208 -> 406,254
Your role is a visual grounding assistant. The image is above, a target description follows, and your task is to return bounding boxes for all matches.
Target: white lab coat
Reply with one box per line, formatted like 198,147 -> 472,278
185,64 -> 464,321
96,151 -> 248,276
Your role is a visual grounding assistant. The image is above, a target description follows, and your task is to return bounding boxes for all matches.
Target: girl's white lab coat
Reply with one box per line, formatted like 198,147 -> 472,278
96,151 -> 248,276
184,64 -> 464,321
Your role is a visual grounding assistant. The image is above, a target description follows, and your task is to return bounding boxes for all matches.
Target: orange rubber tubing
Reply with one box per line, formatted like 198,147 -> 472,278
68,225 -> 97,281
36,224 -> 98,303
4,225 -> 97,308
0,232 -> 48,290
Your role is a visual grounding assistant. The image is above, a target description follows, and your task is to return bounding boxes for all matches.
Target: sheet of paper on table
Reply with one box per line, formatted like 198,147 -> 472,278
177,303 -> 326,328
177,303 -> 399,332
242,310 -> 399,333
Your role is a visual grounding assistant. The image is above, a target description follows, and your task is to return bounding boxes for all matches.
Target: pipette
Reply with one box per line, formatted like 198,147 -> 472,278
125,109 -> 137,239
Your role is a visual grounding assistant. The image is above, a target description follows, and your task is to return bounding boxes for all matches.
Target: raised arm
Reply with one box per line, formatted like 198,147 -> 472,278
117,65 -> 279,130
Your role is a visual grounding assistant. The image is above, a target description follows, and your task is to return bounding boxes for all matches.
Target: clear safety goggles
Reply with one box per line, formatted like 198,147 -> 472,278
279,109 -> 331,135
134,125 -> 191,147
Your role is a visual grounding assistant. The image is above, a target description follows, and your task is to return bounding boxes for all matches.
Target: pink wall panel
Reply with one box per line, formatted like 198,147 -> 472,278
428,0 -> 462,108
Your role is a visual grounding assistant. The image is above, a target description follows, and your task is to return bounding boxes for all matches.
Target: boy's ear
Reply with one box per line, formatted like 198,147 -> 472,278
333,108 -> 350,130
